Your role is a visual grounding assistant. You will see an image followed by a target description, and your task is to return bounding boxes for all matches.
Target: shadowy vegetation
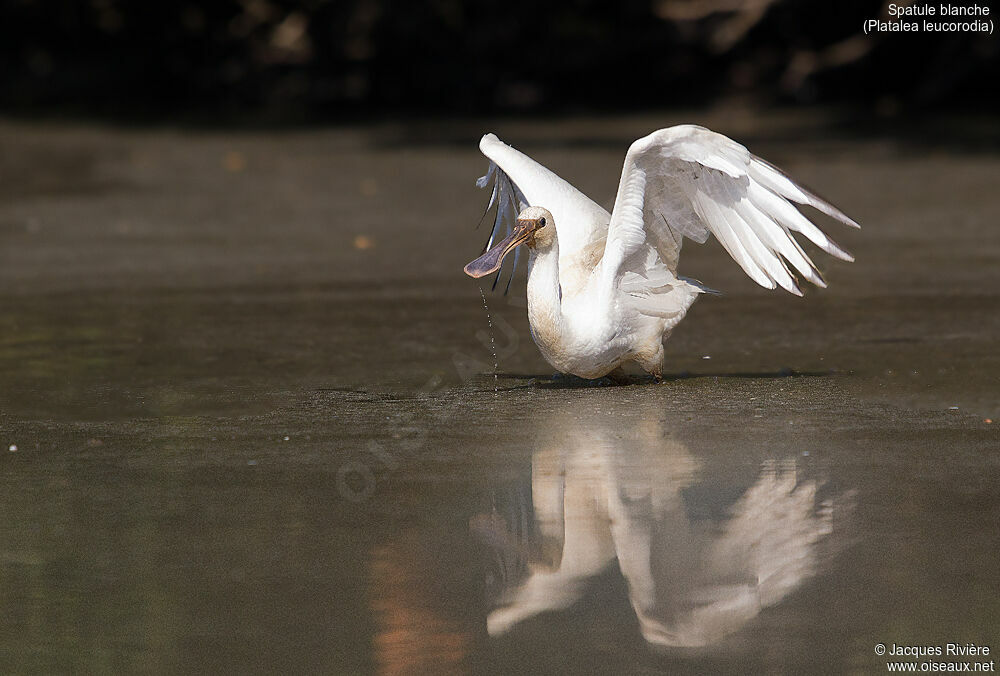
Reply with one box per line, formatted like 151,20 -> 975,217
1,0 -> 997,121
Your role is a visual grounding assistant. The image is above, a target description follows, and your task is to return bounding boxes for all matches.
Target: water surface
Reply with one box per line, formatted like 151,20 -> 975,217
0,114 -> 997,673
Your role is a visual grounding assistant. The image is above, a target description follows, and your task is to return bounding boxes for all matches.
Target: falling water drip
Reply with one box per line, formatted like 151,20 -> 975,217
479,286 -> 499,394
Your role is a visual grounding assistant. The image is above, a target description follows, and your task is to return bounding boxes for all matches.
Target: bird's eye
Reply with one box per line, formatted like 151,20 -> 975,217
538,217 -> 546,227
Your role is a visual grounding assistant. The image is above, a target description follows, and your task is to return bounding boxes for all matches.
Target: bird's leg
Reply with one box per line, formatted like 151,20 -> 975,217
606,367 -> 632,386
635,345 -> 665,384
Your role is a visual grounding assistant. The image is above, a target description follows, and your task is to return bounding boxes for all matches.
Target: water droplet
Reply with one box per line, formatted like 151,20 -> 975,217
7,444 -> 17,452
479,287 -> 499,394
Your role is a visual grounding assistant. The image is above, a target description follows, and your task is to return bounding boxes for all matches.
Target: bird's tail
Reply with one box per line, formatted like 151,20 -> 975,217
678,276 -> 721,295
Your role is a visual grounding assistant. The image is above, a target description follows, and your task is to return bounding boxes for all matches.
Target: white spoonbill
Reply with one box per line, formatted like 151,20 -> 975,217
464,126 -> 859,381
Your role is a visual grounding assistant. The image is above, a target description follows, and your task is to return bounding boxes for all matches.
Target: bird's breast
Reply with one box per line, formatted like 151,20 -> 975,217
527,295 -> 627,378
527,304 -> 565,364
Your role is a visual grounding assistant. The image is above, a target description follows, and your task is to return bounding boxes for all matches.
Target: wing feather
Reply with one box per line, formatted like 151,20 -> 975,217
733,198 -> 821,291
749,157 -> 860,229
601,125 -> 858,295
476,134 -> 612,286
692,176 -> 772,289
748,182 -> 854,262
705,170 -> 785,290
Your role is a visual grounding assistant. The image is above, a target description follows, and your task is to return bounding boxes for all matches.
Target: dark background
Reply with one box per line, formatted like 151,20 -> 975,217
1,0 -> 996,122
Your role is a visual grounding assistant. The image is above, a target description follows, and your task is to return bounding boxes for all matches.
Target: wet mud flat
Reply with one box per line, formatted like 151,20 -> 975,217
0,113 -> 998,673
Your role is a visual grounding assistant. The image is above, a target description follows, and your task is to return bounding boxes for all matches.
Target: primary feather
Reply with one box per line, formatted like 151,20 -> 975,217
600,125 -> 856,298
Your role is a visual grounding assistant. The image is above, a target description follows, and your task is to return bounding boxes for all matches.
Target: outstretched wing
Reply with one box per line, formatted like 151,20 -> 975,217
477,134 -> 611,290
601,125 -> 859,296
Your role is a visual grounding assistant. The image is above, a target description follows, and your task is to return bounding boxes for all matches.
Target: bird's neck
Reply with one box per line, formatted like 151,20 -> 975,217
526,245 -> 564,343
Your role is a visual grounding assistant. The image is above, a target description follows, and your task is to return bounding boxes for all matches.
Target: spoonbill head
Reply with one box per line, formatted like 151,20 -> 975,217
464,206 -> 554,279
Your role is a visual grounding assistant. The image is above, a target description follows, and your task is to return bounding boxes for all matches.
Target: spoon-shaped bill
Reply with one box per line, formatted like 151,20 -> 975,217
464,223 -> 534,278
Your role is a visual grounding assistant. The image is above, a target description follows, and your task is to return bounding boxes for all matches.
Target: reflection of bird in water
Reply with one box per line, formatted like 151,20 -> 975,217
464,127 -> 858,380
472,401 -> 845,648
